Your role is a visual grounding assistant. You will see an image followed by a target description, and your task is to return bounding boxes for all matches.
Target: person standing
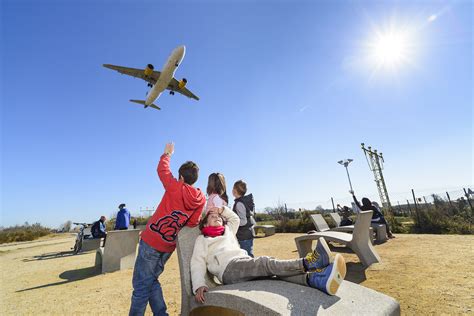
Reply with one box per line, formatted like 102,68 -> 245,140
232,180 -> 256,258
129,143 -> 206,316
115,203 -> 131,230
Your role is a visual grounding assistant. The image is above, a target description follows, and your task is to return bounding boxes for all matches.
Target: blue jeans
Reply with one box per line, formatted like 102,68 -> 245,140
129,240 -> 172,316
239,239 -> 254,258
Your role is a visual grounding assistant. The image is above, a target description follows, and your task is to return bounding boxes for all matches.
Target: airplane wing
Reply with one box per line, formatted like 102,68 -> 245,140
168,78 -> 200,101
103,64 -> 160,84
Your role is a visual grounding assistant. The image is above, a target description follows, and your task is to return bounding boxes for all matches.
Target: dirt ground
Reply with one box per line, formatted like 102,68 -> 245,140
1,233 -> 473,315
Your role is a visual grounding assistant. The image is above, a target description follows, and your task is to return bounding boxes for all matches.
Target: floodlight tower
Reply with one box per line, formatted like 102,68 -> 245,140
361,143 -> 392,211
337,159 -> 354,191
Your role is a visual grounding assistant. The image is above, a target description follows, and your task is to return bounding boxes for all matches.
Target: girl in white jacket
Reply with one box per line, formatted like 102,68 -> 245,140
191,206 -> 347,303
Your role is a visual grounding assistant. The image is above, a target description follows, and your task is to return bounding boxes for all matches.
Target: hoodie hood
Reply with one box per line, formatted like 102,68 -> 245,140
181,184 -> 206,212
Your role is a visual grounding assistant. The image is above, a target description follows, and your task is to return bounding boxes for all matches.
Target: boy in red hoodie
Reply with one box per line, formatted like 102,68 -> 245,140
129,143 -> 206,316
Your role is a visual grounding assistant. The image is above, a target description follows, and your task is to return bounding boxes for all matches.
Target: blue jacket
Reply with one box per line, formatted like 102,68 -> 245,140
115,208 -> 131,230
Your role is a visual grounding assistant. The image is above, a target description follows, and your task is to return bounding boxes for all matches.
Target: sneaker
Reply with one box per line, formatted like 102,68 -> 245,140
307,254 -> 346,295
303,237 -> 332,271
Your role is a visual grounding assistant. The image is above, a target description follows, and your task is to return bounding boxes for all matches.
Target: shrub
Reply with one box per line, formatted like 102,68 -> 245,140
410,198 -> 473,234
0,223 -> 51,244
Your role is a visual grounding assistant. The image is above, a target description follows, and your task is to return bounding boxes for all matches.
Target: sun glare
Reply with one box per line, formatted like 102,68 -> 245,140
374,32 -> 406,65
369,30 -> 410,70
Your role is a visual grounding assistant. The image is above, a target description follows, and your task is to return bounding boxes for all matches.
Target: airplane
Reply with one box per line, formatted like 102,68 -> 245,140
103,45 -> 199,111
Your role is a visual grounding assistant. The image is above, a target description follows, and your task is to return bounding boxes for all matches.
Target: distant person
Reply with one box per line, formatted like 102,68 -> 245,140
191,206 -> 347,304
204,172 -> 228,214
115,203 -> 131,230
350,191 -> 394,238
132,218 -> 137,229
232,180 -> 256,257
91,216 -> 107,245
336,204 -> 353,226
129,142 -> 206,316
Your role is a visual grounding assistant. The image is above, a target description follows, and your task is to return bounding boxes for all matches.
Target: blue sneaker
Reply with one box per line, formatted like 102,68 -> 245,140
307,254 -> 346,295
303,237 -> 332,271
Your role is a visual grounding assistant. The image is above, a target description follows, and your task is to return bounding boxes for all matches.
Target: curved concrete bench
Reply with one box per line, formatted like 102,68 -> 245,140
298,211 -> 381,267
95,229 -> 140,273
311,214 -> 375,245
176,226 -> 400,315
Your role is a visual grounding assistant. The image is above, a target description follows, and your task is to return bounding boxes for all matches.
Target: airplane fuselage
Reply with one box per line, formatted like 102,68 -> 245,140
145,45 -> 185,106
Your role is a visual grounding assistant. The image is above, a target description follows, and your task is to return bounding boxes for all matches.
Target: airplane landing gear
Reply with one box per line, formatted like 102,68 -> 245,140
170,91 -> 175,95
147,83 -> 153,87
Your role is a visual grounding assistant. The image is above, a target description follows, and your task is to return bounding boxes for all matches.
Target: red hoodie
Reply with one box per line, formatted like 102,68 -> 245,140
141,154 -> 206,253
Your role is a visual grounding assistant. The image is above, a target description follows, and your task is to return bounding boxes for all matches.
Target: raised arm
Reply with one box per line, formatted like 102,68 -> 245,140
158,143 -> 178,190
220,206 -> 240,235
351,192 -> 362,210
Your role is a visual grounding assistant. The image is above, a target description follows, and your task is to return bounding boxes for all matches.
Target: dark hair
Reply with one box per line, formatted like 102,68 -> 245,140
119,203 -> 126,209
199,212 -> 226,230
361,198 -> 372,208
179,161 -> 199,185
233,180 -> 247,197
207,173 -> 228,204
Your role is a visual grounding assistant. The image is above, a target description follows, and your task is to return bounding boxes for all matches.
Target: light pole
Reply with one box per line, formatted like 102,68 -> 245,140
338,159 -> 354,191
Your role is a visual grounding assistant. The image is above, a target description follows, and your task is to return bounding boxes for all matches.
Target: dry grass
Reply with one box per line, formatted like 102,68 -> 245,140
1,233 -> 473,315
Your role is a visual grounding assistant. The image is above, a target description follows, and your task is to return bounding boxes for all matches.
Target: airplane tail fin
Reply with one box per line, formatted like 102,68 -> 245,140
129,99 -> 161,110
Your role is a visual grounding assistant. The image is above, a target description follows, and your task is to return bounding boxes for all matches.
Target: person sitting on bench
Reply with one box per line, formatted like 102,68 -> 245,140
190,206 -> 347,303
91,215 -> 107,245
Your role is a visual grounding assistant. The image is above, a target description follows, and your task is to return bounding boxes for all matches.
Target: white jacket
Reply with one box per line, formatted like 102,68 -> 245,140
190,206 -> 249,294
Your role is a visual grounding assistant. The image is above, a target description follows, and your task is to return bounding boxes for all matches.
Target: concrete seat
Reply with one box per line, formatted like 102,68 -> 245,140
311,214 -> 375,245
371,223 -> 388,242
329,212 -> 342,227
176,226 -> 400,315
81,238 -> 102,251
253,225 -> 275,237
95,229 -> 140,273
299,211 -> 381,267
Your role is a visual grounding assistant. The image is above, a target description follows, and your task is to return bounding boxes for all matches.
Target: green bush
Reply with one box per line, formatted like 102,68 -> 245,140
410,197 -> 473,234
0,223 -> 51,244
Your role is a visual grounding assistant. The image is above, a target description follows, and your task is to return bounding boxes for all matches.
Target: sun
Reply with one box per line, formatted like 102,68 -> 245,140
363,21 -> 416,75
373,31 -> 407,66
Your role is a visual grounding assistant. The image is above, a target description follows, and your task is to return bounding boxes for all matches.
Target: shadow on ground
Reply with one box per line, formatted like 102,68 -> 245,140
22,250 -> 91,262
16,266 -> 101,292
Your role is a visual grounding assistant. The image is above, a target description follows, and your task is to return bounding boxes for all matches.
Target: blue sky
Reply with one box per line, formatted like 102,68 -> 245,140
1,0 -> 472,228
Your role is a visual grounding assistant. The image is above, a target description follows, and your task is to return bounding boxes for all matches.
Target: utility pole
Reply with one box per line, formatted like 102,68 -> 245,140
361,143 -> 392,213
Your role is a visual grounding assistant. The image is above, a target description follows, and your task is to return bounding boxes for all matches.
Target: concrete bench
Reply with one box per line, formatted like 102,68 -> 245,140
95,229 -> 140,273
371,224 -> 388,242
312,214 -> 375,245
253,225 -> 276,237
176,226 -> 400,315
301,211 -> 381,267
81,238 -> 102,251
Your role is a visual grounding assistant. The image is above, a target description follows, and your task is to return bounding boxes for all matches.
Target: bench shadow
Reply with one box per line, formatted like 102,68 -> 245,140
344,262 -> 367,284
22,250 -> 90,262
16,265 -> 101,292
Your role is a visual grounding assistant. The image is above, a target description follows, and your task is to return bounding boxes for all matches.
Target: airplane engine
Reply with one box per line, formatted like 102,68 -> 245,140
144,64 -> 154,76
178,78 -> 187,89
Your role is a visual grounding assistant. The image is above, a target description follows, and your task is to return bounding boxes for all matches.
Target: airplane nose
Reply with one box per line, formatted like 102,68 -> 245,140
178,45 -> 186,55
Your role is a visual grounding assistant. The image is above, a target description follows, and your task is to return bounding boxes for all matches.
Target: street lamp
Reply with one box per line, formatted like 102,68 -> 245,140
338,159 -> 354,191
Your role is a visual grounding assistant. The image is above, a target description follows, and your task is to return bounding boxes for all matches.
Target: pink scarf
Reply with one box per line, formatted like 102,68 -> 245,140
202,226 -> 225,237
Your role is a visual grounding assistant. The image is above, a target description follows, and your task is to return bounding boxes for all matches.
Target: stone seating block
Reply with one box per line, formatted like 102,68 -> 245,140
95,229 -> 140,273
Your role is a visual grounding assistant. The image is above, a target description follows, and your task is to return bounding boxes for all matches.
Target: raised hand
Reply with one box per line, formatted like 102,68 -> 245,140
164,142 -> 175,156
